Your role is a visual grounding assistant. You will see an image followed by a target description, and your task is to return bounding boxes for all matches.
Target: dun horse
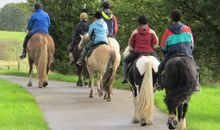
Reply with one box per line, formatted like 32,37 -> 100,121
162,56 -> 199,130
123,46 -> 159,126
78,34 -> 121,101
27,33 -> 55,88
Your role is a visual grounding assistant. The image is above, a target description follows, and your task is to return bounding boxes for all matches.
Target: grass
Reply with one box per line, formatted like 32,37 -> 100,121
0,31 -> 25,42
0,80 -> 49,130
155,85 -> 220,130
0,31 -> 26,61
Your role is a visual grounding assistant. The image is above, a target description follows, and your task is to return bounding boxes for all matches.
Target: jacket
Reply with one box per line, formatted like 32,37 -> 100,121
88,19 -> 108,44
72,20 -> 90,40
27,9 -> 50,34
160,22 -> 194,57
129,25 -> 158,53
101,9 -> 118,36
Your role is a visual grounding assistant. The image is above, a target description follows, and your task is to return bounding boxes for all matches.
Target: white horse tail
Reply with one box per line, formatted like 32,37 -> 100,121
38,36 -> 48,85
101,49 -> 116,96
136,62 -> 154,125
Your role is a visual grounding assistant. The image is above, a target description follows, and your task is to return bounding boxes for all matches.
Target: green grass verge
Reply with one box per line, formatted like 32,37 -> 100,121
0,80 -> 49,130
0,31 -> 25,42
155,85 -> 220,130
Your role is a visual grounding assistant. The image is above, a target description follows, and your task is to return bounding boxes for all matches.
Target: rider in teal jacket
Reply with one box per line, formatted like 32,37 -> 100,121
76,12 -> 108,66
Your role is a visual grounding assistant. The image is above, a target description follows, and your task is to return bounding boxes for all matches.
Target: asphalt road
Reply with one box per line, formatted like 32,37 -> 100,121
0,75 -> 168,130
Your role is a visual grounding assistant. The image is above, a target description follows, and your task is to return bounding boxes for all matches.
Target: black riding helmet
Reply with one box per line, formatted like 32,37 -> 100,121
102,1 -> 111,9
34,2 -> 43,10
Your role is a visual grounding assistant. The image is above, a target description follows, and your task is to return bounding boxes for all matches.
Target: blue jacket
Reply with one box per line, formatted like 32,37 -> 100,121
27,9 -> 50,34
88,19 -> 108,44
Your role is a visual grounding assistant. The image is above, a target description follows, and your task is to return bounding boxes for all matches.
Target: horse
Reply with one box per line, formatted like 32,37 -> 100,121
78,34 -> 121,102
123,46 -> 160,126
27,33 -> 55,88
69,37 -> 89,87
162,56 -> 198,130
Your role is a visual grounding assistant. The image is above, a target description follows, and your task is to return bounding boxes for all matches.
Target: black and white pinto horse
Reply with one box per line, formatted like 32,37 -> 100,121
123,46 -> 160,126
163,56 -> 198,130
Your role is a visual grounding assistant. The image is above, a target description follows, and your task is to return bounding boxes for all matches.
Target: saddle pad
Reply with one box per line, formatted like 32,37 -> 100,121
86,42 -> 106,57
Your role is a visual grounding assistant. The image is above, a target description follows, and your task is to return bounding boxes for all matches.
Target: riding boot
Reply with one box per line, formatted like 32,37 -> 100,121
69,52 -> 75,65
20,33 -> 32,59
154,63 -> 165,91
121,62 -> 128,84
76,47 -> 88,66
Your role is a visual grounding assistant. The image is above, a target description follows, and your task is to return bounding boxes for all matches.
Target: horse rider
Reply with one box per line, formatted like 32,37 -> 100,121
76,11 -> 108,66
101,1 -> 118,37
20,2 -> 50,59
69,12 -> 90,65
155,9 -> 200,91
121,16 -> 159,83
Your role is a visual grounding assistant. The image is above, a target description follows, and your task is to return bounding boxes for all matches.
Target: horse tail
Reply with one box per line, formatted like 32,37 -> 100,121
101,49 -> 116,94
136,62 -> 154,123
38,36 -> 48,82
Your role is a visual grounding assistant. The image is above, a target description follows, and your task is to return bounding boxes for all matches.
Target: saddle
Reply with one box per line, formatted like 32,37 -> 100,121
86,42 -> 107,57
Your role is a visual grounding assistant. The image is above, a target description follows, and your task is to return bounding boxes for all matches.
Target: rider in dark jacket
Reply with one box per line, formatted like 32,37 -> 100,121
69,12 -> 90,64
101,1 -> 118,37
20,2 -> 50,59
69,12 -> 90,52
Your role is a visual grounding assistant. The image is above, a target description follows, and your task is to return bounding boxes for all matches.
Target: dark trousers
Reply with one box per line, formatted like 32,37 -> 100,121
22,32 -> 33,50
69,36 -> 81,52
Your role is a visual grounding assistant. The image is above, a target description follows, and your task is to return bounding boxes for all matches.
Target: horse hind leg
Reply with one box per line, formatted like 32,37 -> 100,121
179,103 -> 188,130
167,113 -> 179,130
27,59 -> 33,87
132,94 -> 139,124
88,69 -> 94,98
97,74 -> 103,97
76,65 -> 83,87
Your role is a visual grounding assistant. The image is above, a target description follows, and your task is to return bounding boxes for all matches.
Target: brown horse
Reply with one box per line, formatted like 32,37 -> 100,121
78,34 -> 121,101
27,33 -> 55,88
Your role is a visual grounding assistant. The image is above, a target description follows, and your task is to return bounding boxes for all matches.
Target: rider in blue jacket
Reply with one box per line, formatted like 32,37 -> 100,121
20,2 -> 50,59
76,11 -> 108,66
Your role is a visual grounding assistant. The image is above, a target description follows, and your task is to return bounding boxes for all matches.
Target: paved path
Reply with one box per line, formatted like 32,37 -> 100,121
0,75 -> 168,130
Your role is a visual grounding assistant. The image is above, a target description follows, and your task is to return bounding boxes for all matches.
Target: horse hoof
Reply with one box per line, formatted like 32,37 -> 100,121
43,82 -> 48,87
27,82 -> 32,87
168,119 -> 178,129
132,118 -> 139,123
89,94 -> 93,98
38,86 -> 43,88
98,91 -> 103,97
77,82 -> 83,87
106,98 -> 111,102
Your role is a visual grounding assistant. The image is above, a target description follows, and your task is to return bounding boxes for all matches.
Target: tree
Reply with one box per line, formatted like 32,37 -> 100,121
0,3 -> 31,32
163,0 -> 220,82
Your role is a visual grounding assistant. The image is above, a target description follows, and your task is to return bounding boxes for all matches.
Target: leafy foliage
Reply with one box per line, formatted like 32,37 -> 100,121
163,0 -> 220,82
0,3 -> 31,32
24,0 -> 219,82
